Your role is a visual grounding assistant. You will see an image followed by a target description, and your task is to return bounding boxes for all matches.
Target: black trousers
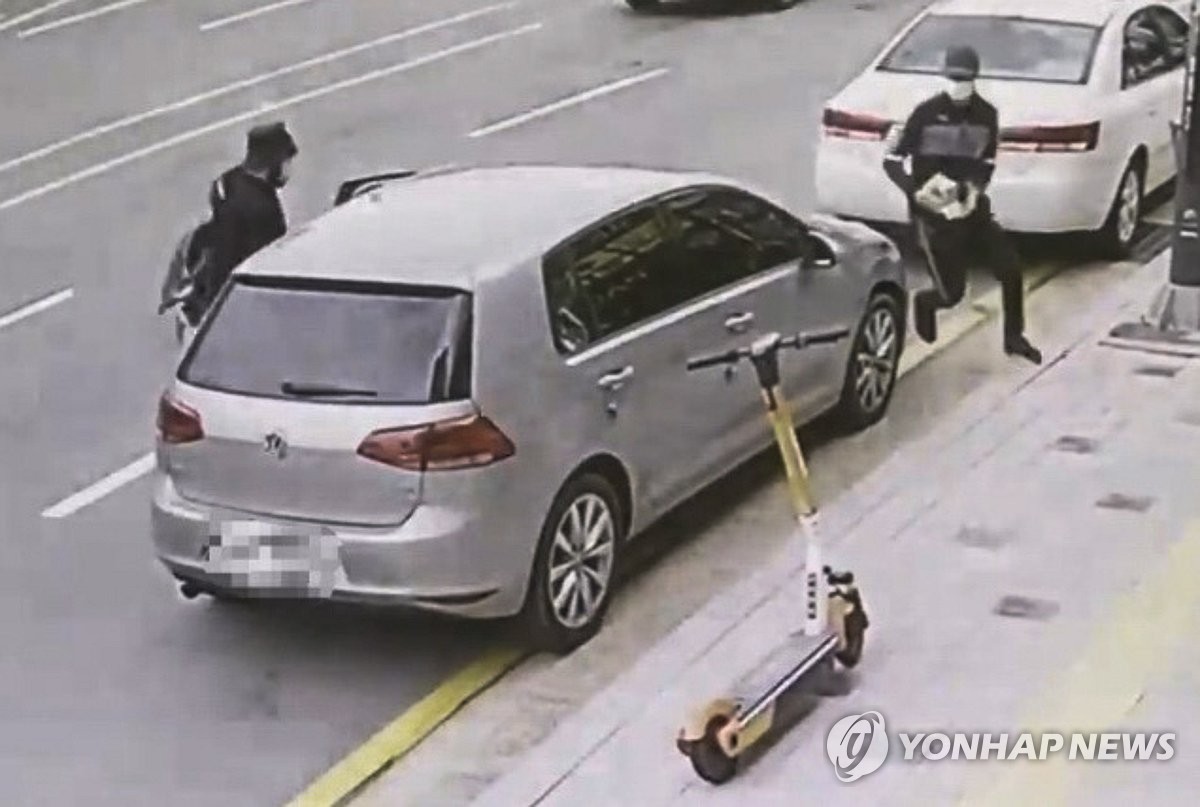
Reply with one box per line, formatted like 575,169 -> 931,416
913,201 -> 1025,341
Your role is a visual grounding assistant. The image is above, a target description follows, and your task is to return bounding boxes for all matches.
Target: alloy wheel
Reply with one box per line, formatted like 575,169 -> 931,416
855,306 -> 898,414
547,492 -> 616,629
1117,168 -> 1141,249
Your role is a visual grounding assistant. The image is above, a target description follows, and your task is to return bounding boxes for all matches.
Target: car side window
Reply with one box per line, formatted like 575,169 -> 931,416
1146,5 -> 1190,68
704,189 -> 812,271
1123,10 -> 1174,87
542,204 -> 675,355
658,189 -> 763,303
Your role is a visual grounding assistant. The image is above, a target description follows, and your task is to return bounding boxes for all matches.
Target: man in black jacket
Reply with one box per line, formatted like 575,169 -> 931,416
197,121 -> 298,309
883,45 -> 1041,364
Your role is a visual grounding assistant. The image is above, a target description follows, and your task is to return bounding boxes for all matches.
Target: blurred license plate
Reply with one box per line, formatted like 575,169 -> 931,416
205,520 -> 338,596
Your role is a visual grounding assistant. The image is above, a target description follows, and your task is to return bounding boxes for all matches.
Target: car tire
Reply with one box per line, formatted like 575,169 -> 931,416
833,292 -> 902,433
519,473 -> 624,655
1096,159 -> 1143,260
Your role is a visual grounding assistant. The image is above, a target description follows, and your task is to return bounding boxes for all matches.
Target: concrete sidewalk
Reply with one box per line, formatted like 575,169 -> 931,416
471,252 -> 1200,807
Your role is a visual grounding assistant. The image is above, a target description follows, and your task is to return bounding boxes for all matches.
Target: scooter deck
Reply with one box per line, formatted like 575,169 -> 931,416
728,628 -> 839,717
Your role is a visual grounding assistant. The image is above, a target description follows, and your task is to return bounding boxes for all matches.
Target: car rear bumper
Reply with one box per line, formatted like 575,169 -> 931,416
150,473 -> 529,619
814,137 -> 1119,234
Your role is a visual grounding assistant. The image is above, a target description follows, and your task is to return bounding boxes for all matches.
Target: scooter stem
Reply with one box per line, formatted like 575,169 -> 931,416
762,382 -> 826,636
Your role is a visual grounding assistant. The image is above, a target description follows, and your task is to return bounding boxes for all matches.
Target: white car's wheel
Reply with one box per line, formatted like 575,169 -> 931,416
1096,160 -> 1143,259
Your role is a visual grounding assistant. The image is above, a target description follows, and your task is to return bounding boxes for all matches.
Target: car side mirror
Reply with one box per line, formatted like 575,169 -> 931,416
801,232 -> 837,269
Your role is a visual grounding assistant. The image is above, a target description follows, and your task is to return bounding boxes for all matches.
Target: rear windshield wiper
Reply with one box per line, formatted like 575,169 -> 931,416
281,381 -> 379,398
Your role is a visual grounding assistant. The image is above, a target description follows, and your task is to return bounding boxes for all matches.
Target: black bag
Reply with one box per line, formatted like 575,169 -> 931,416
159,220 -> 214,315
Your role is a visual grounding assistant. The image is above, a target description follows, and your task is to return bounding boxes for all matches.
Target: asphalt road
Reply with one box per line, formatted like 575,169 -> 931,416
0,0 -> 1149,805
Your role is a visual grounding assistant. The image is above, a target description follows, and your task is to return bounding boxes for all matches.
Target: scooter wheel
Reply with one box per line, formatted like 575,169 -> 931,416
836,608 -> 867,668
689,715 -> 737,785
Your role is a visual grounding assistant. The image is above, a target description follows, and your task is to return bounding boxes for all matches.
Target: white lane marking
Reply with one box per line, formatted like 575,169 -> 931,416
0,22 -> 542,213
201,0 -> 320,31
468,67 -> 668,137
16,0 -> 150,37
0,287 -> 73,332
42,452 -> 156,519
0,0 -> 81,33
0,3 -> 518,176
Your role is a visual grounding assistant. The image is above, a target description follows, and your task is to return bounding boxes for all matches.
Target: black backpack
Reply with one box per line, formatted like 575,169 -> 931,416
159,219 -> 215,312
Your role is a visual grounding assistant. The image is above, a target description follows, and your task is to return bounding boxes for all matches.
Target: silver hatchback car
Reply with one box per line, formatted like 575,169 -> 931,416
151,164 -> 906,652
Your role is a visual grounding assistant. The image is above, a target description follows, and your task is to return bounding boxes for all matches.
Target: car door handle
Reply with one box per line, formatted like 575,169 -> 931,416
598,366 -> 634,391
724,312 -> 755,333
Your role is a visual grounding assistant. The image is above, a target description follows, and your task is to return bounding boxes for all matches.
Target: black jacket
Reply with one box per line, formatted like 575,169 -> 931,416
883,92 -> 999,216
202,166 -> 287,300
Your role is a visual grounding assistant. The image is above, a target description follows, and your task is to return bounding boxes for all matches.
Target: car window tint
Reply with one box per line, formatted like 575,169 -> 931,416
1124,10 -> 1174,85
542,205 -> 675,353
661,190 -> 763,299
878,14 -> 1101,84
1147,5 -> 1190,66
707,189 -> 810,271
179,278 -> 471,403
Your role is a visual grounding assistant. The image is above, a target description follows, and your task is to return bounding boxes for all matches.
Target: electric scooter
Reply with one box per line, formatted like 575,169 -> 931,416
675,329 -> 869,785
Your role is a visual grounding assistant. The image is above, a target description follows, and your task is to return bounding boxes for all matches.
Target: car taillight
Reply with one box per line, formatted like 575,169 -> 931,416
822,108 -> 892,141
157,393 -> 203,444
999,122 -> 1099,153
356,414 -> 515,472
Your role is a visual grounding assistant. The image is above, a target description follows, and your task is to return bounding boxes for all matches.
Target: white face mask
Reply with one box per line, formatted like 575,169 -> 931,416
946,79 -> 974,102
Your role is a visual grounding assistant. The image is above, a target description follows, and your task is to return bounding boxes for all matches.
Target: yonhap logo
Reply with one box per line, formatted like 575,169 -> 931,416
827,711 -> 889,782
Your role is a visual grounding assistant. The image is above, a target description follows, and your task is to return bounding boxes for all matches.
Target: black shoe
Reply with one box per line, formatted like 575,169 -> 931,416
914,296 -> 937,344
1005,334 -> 1042,365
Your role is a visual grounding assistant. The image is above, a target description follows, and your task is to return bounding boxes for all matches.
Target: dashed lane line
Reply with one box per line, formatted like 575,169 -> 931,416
0,3 -> 521,176
0,287 -> 73,333
16,0 -> 152,38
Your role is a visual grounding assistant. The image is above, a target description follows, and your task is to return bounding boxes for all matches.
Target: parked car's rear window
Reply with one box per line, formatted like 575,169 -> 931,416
878,14 -> 1101,84
179,276 -> 472,404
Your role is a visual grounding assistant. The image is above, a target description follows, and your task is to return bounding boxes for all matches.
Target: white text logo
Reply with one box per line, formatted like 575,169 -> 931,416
896,732 -> 1175,762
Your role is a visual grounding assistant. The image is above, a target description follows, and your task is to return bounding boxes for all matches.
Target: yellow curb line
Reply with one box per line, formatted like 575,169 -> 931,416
285,645 -> 527,807
289,261 -> 1065,807
960,521 -> 1200,806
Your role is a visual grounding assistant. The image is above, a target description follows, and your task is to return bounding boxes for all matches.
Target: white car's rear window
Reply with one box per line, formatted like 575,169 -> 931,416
878,14 -> 1102,84
179,276 -> 472,404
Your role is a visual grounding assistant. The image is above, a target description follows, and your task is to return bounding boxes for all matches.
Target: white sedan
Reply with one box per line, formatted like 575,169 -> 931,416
815,0 -> 1190,257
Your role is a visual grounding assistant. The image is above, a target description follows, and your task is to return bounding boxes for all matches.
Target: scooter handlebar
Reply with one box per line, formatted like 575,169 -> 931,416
785,327 -> 851,348
685,328 -> 850,371
685,347 -> 746,371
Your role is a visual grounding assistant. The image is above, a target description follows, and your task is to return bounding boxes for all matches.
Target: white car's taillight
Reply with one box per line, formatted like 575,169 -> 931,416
822,108 -> 893,141
999,122 -> 1100,153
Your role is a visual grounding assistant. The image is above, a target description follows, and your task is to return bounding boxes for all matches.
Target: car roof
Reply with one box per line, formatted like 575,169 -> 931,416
926,0 -> 1148,27
237,164 -> 731,288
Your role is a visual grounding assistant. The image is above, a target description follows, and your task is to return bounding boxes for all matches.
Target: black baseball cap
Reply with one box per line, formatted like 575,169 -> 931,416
943,45 -> 981,80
